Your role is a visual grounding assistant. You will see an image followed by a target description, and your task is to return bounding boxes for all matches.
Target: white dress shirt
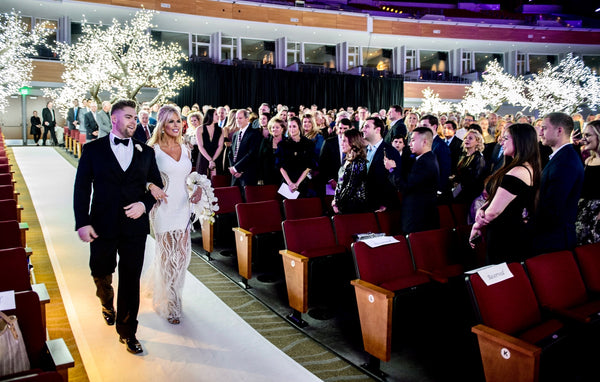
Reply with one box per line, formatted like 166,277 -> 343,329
110,132 -> 134,171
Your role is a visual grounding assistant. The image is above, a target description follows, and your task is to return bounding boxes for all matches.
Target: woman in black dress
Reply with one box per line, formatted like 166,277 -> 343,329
258,117 -> 286,185
575,121 -> 600,245
195,108 -> 224,176
452,129 -> 487,219
332,129 -> 368,214
470,124 -> 541,264
30,110 -> 42,145
275,116 -> 316,197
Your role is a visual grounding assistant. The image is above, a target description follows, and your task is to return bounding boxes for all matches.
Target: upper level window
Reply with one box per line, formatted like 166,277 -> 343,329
516,53 -> 526,75
348,46 -> 359,69
151,30 -> 189,57
241,39 -> 274,64
192,34 -> 210,58
406,49 -> 416,72
583,55 -> 600,74
528,54 -> 557,74
35,18 -> 58,59
462,51 -> 472,73
363,48 -> 391,71
304,43 -> 336,69
287,42 -> 300,65
221,36 -> 237,60
474,53 -> 503,73
420,50 -> 448,72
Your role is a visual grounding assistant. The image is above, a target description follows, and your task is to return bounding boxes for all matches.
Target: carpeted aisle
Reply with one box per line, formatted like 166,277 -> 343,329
12,147 -> 323,382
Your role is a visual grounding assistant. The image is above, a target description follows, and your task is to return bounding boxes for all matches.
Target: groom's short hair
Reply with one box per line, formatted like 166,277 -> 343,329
111,99 -> 137,115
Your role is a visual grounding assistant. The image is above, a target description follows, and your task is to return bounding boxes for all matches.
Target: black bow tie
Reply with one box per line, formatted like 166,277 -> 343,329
114,137 -> 129,146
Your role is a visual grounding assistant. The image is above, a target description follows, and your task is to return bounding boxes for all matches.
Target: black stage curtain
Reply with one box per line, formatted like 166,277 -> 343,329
173,61 -> 403,112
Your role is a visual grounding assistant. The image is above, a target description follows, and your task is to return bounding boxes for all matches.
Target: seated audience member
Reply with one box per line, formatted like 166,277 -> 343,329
333,129 -> 368,214
470,124 -> 541,264
575,120 -> 600,245
258,117 -> 287,186
276,116 -> 316,197
451,130 -> 486,220
385,127 -> 440,234
363,117 -> 401,211
534,113 -> 584,254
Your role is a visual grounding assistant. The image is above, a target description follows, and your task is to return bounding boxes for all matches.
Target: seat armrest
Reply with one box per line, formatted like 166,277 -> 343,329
32,283 -> 50,304
351,279 -> 394,299
46,338 -> 74,382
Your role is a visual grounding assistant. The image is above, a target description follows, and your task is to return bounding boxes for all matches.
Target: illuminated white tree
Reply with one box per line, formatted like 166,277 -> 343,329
417,87 -> 453,115
523,53 -> 600,115
0,11 -> 50,113
458,60 -> 525,114
46,9 -> 192,110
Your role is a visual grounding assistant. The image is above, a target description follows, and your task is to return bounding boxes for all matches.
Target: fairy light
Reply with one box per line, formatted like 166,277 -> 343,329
44,9 -> 193,111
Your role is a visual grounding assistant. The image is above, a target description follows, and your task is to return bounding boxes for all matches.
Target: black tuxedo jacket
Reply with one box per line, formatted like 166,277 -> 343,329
84,111 -> 99,139
133,123 -> 155,143
389,150 -> 440,234
366,141 -> 401,210
42,107 -> 56,128
447,136 -> 463,175
319,136 -> 342,183
67,107 -> 80,130
534,144 -> 584,253
73,136 -> 163,238
384,120 -> 407,143
228,126 -> 262,185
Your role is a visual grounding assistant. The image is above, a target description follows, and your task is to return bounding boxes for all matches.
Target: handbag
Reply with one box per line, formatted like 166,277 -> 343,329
0,311 -> 31,377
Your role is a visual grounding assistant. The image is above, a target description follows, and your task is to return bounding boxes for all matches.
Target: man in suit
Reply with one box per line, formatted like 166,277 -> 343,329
363,117 -> 401,211
228,109 -> 262,192
216,106 -> 228,128
66,99 -> 80,131
385,127 -> 440,234
42,100 -> 58,146
83,101 -> 100,141
133,110 -> 155,143
419,115 -> 451,201
319,118 -> 352,194
443,120 -> 463,176
384,105 -> 406,144
487,141 -> 505,176
74,99 -> 163,355
353,106 -> 369,130
97,101 -> 112,138
534,112 -> 584,254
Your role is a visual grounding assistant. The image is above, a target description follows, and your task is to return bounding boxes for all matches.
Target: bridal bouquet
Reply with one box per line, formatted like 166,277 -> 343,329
186,172 -> 219,226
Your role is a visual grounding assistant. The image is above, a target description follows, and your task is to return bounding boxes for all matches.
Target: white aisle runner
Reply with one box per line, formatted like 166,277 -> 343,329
13,147 -> 321,382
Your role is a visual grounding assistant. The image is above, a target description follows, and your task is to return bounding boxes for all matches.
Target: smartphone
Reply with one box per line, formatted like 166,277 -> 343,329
470,233 -> 482,245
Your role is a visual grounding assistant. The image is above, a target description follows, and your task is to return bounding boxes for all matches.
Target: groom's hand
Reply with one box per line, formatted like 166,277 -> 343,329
124,202 -> 145,219
78,225 -> 98,242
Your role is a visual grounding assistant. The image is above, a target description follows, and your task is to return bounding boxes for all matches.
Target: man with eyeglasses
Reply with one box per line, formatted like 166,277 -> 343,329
455,114 -> 475,140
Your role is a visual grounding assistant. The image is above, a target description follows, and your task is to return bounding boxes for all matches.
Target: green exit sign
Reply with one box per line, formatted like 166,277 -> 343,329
19,87 -> 30,95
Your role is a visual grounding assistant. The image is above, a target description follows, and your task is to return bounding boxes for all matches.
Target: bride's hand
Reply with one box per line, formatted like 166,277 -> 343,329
190,188 -> 203,204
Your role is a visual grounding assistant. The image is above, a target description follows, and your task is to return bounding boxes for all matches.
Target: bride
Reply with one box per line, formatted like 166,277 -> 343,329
146,105 -> 202,324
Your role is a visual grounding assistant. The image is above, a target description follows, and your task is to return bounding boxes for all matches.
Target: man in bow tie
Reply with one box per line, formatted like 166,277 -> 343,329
74,99 -> 163,355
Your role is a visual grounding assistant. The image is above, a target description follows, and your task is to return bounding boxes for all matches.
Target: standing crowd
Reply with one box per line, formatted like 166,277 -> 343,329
70,97 -> 600,355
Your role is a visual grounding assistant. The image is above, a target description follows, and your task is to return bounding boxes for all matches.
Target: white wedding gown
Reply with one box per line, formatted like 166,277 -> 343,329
148,143 -> 192,321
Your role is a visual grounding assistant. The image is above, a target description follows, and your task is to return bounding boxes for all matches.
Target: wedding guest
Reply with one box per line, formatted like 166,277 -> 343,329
185,111 -> 202,168
196,108 -> 224,177
30,110 -> 42,145
575,121 -> 600,245
258,117 -> 286,186
276,116 -> 316,197
451,130 -> 486,220
332,129 -> 368,214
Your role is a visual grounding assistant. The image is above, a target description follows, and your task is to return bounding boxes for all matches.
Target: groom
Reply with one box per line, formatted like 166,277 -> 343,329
73,99 -> 163,354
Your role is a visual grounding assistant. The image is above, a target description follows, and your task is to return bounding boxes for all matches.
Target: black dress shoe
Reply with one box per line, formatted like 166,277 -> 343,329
119,336 -> 143,354
102,309 -> 116,326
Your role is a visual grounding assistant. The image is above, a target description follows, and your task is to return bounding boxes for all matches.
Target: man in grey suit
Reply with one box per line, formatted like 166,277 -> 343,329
97,101 -> 112,138
84,101 -> 100,140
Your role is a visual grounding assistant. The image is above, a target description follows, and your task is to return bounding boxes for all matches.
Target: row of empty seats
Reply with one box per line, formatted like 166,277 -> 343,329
62,127 -> 85,158
0,135 -> 74,382
467,243 -> 600,382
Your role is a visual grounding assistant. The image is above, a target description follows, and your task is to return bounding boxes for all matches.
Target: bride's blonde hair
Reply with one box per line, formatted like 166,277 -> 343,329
147,105 -> 183,146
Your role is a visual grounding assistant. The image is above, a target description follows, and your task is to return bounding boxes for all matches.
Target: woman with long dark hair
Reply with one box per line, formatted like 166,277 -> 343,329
332,129 -> 368,214
470,123 -> 541,264
196,108 -> 224,176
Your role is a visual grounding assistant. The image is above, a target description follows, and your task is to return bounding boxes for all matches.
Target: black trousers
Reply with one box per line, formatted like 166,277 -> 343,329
42,126 -> 57,145
90,233 -> 146,339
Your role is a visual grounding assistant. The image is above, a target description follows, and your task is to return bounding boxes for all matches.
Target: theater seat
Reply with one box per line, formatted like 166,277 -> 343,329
283,197 -> 322,220
203,186 -> 243,257
467,262 -> 566,382
332,212 -> 380,252
351,236 -> 430,370
244,184 -> 279,203
232,200 -> 284,287
526,251 -> 600,324
574,243 -> 600,294
407,228 -> 464,283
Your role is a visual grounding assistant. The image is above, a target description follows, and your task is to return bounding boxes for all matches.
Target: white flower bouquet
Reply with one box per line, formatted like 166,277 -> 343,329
186,172 -> 219,227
